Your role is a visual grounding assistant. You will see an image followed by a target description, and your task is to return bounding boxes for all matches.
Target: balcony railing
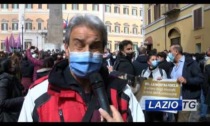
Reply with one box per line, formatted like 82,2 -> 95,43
162,4 -> 180,15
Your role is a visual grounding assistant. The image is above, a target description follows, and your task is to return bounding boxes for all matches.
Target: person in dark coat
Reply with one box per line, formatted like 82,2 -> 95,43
132,46 -> 148,76
20,53 -> 34,95
157,51 -> 174,78
0,58 -> 24,122
113,40 -> 135,76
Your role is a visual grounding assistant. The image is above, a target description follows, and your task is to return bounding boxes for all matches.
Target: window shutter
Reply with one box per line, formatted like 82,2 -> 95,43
12,4 -> 14,8
1,24 -> 3,30
198,8 -> 202,28
17,4 -> 19,9
148,9 -> 151,24
31,4 -> 33,9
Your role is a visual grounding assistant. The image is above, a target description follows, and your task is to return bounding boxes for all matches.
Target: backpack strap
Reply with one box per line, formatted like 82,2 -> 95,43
82,95 -> 97,122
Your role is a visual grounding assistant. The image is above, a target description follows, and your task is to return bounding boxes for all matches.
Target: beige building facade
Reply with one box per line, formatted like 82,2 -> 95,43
0,4 -> 143,52
143,4 -> 210,53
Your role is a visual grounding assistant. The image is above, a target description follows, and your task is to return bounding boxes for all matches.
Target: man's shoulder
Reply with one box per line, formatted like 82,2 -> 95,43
29,75 -> 49,89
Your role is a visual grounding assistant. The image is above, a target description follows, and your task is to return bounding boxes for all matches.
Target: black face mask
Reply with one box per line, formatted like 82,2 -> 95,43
126,52 -> 134,59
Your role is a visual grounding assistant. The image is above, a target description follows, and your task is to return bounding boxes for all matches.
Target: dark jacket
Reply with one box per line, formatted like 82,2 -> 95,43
132,55 -> 148,76
20,59 -> 34,78
170,55 -> 204,99
36,68 -> 51,80
158,60 -> 174,78
0,73 -> 24,122
113,54 -> 136,76
204,64 -> 210,105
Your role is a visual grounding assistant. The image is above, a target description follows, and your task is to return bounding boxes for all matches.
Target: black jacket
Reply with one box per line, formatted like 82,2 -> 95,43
0,73 -> 24,122
21,59 -> 34,78
113,54 -> 136,76
158,60 -> 174,78
132,55 -> 148,76
170,55 -> 204,99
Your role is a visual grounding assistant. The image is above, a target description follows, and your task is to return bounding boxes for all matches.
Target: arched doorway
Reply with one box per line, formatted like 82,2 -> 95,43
144,36 -> 153,52
168,28 -> 181,46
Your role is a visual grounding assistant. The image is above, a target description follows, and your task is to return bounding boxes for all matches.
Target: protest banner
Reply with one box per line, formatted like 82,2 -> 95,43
135,78 -> 181,113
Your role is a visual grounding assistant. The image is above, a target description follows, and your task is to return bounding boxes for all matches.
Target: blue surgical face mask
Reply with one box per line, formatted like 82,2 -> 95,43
151,60 -> 158,68
168,53 -> 175,62
69,51 -> 103,78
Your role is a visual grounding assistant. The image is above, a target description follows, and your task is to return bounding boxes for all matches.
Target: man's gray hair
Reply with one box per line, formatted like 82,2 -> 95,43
64,14 -> 107,48
171,44 -> 183,54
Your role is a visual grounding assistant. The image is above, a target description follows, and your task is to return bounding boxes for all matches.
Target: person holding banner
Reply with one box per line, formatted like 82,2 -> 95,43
141,53 -> 167,122
168,44 -> 204,122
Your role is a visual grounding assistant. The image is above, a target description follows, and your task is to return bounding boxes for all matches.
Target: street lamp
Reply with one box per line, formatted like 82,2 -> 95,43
21,24 -> 23,51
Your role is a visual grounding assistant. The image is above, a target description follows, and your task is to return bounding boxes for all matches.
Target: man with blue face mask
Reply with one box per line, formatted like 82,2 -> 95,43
18,14 -> 145,122
169,44 -> 204,122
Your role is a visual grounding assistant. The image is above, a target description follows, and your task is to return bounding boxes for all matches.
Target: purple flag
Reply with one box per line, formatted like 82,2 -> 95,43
15,34 -> 21,48
9,33 -> 16,48
4,36 -> 11,53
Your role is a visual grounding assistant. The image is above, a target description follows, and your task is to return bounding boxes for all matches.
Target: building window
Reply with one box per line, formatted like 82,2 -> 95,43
140,9 -> 143,17
154,4 -> 160,21
26,4 -> 33,9
38,4 -> 42,9
47,4 -> 49,9
194,7 -> 202,30
148,9 -> 151,24
38,22 -> 42,30
83,4 -> 87,10
12,4 -> 19,9
114,6 -> 120,14
1,41 -> 5,50
132,8 -> 137,16
12,23 -> 18,31
115,42 -> 120,50
107,41 -> 111,50
106,25 -> 111,33
25,22 -> 32,30
123,7 -> 129,15
124,27 -> 129,34
1,4 -> 8,9
105,4 -> 111,13
62,4 -> 66,10
1,23 -> 8,31
92,4 -> 99,11
115,26 -> 120,33
72,4 -> 79,10
133,28 -> 137,34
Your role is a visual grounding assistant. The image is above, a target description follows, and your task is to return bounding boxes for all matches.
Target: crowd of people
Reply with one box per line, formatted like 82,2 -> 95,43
0,14 -> 210,122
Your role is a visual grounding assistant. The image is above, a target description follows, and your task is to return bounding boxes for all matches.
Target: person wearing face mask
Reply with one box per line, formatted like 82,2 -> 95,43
141,54 -> 167,122
18,14 -> 145,122
168,44 -> 204,122
112,40 -> 136,76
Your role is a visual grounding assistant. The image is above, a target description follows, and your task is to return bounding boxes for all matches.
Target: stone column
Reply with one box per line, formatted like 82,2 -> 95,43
46,4 -> 63,50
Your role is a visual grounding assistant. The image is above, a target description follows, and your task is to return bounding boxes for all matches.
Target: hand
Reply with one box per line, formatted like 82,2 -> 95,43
177,76 -> 187,84
27,44 -> 31,50
157,77 -> 162,80
99,105 -> 124,122
107,66 -> 113,73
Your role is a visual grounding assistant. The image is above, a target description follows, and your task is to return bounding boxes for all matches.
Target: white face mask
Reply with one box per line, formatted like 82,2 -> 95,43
205,56 -> 210,60
32,54 -> 38,58
112,56 -> 116,59
192,57 -> 196,60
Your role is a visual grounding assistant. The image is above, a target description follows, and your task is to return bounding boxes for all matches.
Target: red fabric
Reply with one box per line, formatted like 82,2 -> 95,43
119,98 -> 128,122
29,75 -> 48,89
110,89 -> 118,110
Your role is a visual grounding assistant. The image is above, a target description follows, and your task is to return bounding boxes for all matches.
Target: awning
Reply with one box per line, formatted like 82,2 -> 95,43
144,36 -> 153,45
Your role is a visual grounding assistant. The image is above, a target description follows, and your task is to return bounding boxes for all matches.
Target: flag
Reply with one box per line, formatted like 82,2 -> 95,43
9,33 -> 15,49
15,34 -> 21,49
4,36 -> 11,53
